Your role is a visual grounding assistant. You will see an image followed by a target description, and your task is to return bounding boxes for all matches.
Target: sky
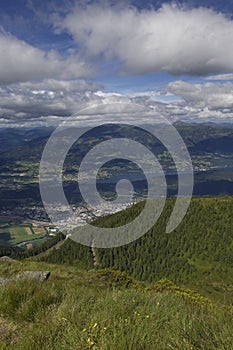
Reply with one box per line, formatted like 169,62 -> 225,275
0,0 -> 233,127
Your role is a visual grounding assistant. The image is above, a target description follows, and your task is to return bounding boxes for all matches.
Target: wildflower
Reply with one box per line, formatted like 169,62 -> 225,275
157,302 -> 160,306
103,327 -> 107,331
146,315 -> 150,318
87,338 -> 94,346
82,328 -> 87,332
93,322 -> 98,328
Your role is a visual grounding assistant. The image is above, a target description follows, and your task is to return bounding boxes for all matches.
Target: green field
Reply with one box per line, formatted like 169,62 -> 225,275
0,222 -> 47,245
0,261 -> 232,349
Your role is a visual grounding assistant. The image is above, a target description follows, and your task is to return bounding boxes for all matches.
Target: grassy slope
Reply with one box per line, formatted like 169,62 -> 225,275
0,259 -> 233,349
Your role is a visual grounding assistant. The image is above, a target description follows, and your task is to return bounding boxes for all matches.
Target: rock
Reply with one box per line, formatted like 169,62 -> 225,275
0,256 -> 17,262
16,271 -> 51,282
0,277 -> 8,285
0,271 -> 51,285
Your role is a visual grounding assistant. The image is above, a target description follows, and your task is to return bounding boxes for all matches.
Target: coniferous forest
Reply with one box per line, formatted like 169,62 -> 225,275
37,196 -> 233,303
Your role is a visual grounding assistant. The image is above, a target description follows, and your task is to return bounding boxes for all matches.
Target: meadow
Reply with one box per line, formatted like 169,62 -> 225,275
0,219 -> 47,245
0,260 -> 232,349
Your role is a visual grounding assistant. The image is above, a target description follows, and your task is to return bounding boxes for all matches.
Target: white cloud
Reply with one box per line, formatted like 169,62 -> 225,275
205,73 -> 233,81
56,4 -> 233,76
0,28 -> 93,84
0,79 -> 102,123
19,79 -> 102,93
165,81 -> 233,110
1,78 -> 233,127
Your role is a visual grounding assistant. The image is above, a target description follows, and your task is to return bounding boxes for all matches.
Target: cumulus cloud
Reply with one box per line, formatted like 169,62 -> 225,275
0,77 -> 169,127
19,79 -> 102,93
0,79 -> 102,124
165,81 -> 233,111
0,28 -> 93,84
55,3 -> 233,76
1,77 -> 233,127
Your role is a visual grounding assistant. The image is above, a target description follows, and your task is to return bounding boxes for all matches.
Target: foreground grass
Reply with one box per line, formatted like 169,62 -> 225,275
0,261 -> 232,349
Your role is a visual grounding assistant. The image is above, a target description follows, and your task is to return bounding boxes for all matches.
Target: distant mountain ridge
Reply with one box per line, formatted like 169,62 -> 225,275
0,122 -> 233,212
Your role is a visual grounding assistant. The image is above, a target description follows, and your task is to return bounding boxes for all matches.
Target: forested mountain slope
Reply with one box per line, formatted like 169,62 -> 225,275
42,196 -> 233,303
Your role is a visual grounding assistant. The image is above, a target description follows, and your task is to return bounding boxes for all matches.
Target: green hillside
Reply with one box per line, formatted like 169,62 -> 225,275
0,259 -> 232,349
41,196 -> 233,304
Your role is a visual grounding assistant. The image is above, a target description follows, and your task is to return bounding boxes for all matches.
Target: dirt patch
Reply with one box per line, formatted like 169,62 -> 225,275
9,229 -> 17,237
33,227 -> 46,235
25,227 -> 33,235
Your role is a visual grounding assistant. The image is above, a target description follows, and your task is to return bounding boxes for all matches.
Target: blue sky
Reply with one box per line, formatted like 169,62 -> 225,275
0,0 -> 233,90
0,0 -> 233,126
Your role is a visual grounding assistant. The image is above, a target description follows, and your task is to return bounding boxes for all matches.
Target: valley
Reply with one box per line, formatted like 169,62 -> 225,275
0,122 -> 233,222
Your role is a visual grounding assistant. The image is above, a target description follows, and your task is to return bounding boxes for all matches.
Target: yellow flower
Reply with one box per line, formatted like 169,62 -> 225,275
93,322 -> 98,328
87,338 -> 94,345
157,302 -> 160,306
82,328 -> 87,332
146,315 -> 150,318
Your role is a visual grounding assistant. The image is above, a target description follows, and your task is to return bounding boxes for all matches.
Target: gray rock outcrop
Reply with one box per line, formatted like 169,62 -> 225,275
0,271 -> 51,285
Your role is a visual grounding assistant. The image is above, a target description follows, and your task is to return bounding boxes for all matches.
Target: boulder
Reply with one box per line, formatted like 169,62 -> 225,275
0,256 -> 17,262
16,271 -> 51,282
0,271 -> 51,285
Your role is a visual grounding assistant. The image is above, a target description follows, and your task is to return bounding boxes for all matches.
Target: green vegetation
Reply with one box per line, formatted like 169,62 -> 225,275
0,220 -> 47,246
0,260 -> 232,349
41,196 -> 233,304
0,233 -> 65,260
0,194 -> 232,348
